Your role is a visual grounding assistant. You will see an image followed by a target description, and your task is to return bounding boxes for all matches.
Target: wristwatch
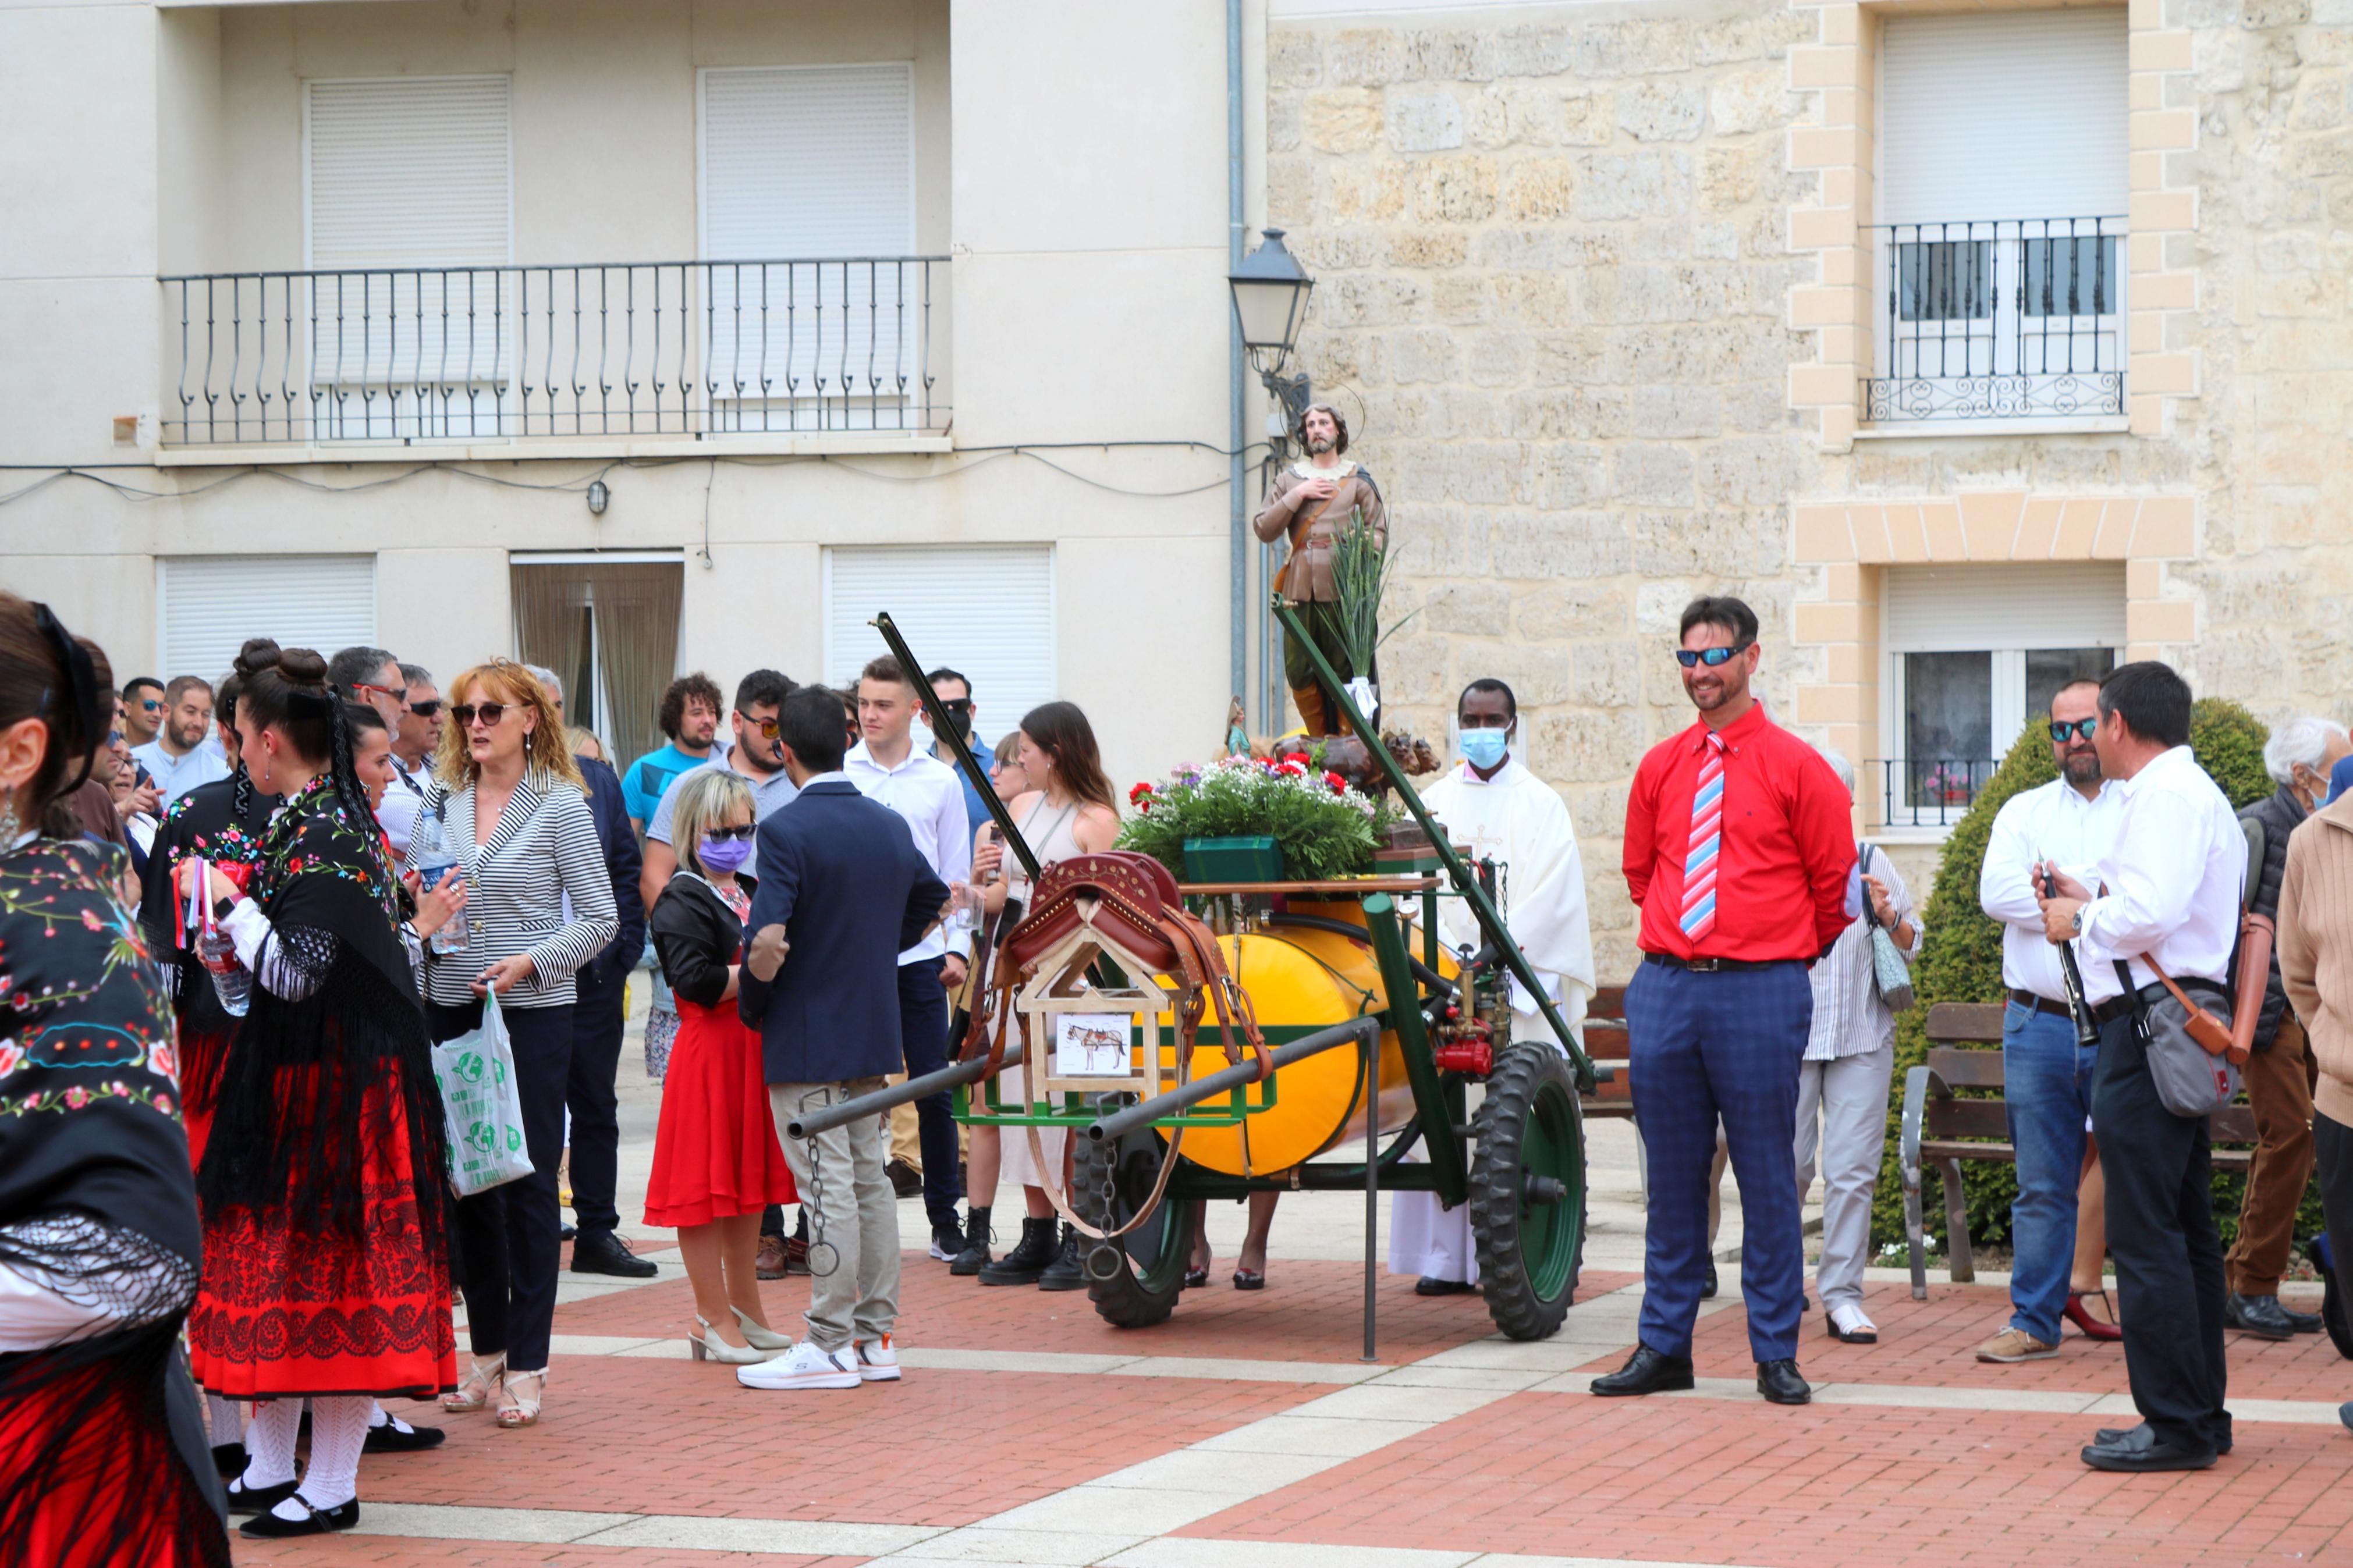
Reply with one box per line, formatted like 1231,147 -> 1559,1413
2070,906 -> 2084,936
211,893 -> 239,922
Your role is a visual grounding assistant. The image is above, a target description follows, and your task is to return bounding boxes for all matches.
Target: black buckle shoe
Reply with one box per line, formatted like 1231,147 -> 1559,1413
241,1495 -> 360,1538
1590,1345 -> 1696,1397
570,1228 -> 659,1279
1755,1359 -> 1811,1405
224,1477 -> 301,1517
363,1414 -> 448,1453
2224,1290 -> 2299,1341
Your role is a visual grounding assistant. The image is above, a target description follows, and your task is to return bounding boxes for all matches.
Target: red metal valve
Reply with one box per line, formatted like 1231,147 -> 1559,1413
1432,1039 -> 1493,1076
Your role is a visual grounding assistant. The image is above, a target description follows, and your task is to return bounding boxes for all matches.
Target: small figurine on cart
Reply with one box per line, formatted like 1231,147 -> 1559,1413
1254,404 -> 1389,736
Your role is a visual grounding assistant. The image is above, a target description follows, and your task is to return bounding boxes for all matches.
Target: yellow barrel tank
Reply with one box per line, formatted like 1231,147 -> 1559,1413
1155,900 -> 1446,1177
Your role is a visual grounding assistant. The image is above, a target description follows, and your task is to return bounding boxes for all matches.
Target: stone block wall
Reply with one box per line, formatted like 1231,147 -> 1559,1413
1267,1 -> 1825,977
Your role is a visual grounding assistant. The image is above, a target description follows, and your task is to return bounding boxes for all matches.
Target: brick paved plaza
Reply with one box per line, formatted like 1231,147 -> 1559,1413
223,1111 -> 2353,1568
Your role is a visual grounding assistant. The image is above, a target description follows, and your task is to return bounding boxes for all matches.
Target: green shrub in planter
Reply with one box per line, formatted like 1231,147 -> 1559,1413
1868,697 -> 2283,1256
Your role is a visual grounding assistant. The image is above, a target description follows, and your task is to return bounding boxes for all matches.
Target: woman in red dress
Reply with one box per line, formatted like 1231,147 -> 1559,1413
181,643 -> 455,1539
643,768 -> 796,1363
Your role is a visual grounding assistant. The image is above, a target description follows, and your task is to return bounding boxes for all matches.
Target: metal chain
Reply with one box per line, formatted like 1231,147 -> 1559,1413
801,1091 -> 839,1279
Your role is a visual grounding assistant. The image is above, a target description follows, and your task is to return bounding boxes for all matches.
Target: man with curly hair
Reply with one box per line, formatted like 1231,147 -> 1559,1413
622,672 -> 724,833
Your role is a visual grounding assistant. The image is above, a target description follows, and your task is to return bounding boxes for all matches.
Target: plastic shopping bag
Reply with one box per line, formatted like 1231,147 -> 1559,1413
430,990 -> 535,1196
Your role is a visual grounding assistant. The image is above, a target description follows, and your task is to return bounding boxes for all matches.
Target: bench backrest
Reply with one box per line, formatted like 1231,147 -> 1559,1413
1919,1011 -> 2260,1144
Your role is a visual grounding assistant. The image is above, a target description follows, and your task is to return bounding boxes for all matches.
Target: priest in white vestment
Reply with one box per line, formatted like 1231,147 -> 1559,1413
1390,678 -> 1598,1291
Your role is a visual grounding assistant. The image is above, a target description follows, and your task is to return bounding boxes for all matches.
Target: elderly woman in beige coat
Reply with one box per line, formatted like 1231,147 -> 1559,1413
2274,788 -> 2353,1361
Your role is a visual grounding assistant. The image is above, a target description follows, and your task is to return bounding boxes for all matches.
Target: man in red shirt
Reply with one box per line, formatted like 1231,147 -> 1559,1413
1594,596 -> 1857,1407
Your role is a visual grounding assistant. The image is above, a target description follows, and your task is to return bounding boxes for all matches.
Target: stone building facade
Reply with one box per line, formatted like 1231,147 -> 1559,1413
1266,0 -> 2353,980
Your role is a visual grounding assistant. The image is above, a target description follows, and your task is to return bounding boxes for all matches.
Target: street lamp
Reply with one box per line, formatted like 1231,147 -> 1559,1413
1227,227 -> 1315,448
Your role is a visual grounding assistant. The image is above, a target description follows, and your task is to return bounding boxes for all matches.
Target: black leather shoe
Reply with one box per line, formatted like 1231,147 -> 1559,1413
1038,1224 -> 1087,1291
2225,1290 -> 2299,1341
224,1477 -> 300,1517
363,1414 -> 447,1453
2096,1423 -> 2233,1456
1415,1277 -> 1477,1296
211,1442 -> 246,1480
949,1206 -> 993,1276
1701,1260 -> 1719,1300
2081,1428 -> 2216,1472
1756,1359 -> 1811,1405
241,1496 -> 360,1538
570,1227 -> 659,1278
2284,1302 -> 2324,1334
979,1217 -> 1055,1285
560,1222 -> 577,1242
1590,1345 -> 1695,1397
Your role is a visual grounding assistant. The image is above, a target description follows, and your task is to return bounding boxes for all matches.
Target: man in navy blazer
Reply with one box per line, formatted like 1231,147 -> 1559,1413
736,685 -> 947,1391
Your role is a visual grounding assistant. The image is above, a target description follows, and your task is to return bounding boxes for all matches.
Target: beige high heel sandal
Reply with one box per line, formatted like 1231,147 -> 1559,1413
690,1316 -> 771,1365
495,1367 -> 546,1428
731,1306 -> 792,1352
442,1352 -> 506,1413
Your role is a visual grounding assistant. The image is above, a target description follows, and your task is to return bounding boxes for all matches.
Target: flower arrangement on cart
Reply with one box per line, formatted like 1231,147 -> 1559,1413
1117,749 -> 1387,884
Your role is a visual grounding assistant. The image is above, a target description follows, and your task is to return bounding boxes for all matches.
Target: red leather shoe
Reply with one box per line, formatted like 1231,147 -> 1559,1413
2065,1289 -> 2123,1341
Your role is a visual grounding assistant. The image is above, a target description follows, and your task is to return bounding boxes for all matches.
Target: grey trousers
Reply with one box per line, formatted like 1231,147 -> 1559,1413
767,1078 -> 900,1352
1793,1047 -> 1894,1313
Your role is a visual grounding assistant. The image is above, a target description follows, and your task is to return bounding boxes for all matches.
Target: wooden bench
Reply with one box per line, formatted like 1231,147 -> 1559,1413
1900,1000 -> 2256,1299
1581,984 -> 1632,1119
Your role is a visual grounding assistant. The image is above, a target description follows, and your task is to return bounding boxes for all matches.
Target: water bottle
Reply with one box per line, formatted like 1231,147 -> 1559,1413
411,807 -> 470,955
197,923 -> 250,1016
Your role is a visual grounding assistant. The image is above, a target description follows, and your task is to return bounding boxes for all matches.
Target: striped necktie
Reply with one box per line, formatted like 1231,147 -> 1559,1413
1680,733 -> 1726,943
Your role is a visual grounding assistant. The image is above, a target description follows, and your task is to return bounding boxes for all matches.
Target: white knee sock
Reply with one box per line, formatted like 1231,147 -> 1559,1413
204,1392 -> 245,1449
283,1395 -> 368,1514
239,1399 -> 300,1489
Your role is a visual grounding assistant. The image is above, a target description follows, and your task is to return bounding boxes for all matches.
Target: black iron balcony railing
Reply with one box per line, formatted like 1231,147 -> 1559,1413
161,257 -> 946,446
1863,217 -> 2124,424
1872,758 -> 1999,830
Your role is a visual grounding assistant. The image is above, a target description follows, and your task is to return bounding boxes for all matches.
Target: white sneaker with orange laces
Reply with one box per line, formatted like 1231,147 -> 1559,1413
854,1335 -> 901,1382
736,1341 -> 860,1391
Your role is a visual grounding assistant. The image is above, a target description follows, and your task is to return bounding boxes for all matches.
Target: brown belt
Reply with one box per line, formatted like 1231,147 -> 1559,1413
2008,989 -> 2075,1020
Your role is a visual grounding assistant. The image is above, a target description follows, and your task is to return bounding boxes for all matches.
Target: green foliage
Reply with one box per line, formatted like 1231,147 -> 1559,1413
1327,507 -> 1416,677
1115,754 -> 1382,883
1869,699 -> 2276,1254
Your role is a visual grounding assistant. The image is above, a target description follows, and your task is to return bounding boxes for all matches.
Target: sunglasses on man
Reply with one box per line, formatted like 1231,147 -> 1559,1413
350,681 -> 404,705
407,699 -> 443,719
2049,718 -> 2099,743
1674,643 -> 1752,669
138,698 -> 162,713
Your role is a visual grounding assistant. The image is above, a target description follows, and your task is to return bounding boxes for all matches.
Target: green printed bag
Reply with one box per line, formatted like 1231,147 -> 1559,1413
430,990 -> 535,1196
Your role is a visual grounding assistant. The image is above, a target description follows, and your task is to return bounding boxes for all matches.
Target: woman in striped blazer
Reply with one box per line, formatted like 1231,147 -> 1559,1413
420,660 -> 617,1430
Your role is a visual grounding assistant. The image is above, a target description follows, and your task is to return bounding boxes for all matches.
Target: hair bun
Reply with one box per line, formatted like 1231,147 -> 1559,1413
275,648 -> 329,685
233,637 -> 285,679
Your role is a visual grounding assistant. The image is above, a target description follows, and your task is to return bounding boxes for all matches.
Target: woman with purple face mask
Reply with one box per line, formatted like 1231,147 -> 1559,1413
641,769 -> 797,1364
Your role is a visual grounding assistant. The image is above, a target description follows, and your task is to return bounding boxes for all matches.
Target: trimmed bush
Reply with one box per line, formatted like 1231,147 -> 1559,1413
1868,698 -> 2292,1257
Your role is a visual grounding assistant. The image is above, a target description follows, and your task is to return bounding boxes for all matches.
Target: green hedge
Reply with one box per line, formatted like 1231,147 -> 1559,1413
1867,698 -> 2302,1258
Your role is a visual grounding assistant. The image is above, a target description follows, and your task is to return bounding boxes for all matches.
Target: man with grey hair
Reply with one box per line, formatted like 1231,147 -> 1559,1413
1794,747 -> 1918,1345
2226,713 -> 2352,1338
328,644 -> 405,730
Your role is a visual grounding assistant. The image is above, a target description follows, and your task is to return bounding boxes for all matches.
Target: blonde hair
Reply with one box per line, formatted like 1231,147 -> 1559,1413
434,659 -> 587,794
565,725 -> 605,763
670,767 -> 754,879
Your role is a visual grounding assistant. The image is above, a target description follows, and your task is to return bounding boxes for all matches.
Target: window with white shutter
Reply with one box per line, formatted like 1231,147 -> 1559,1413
700,65 -> 916,429
157,556 -> 378,685
304,76 -> 513,438
824,546 -> 1055,728
1869,10 -> 2128,424
1878,563 -> 2124,827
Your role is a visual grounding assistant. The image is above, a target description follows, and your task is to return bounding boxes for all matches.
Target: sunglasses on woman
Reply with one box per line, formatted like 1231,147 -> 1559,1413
2049,718 -> 2099,742
703,823 -> 757,841
449,703 -> 507,727
1674,644 -> 1751,668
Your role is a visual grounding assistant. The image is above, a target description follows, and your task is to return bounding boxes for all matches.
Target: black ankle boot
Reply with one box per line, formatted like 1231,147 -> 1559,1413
1038,1222 -> 1086,1291
950,1206 -> 993,1277
979,1217 -> 1055,1285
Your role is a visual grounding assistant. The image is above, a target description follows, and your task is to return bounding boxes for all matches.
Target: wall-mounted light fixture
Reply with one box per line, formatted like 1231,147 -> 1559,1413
586,479 -> 610,517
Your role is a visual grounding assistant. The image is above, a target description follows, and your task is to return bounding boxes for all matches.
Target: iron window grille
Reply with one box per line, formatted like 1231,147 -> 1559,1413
1864,217 -> 2124,424
159,258 -> 946,446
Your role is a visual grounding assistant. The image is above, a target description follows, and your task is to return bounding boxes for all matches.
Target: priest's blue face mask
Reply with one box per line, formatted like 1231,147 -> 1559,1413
1460,726 -> 1510,770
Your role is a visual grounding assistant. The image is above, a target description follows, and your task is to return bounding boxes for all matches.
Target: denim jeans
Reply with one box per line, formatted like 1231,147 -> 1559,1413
2003,1001 -> 2099,1345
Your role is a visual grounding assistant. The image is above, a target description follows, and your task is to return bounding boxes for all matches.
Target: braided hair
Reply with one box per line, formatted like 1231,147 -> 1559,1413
219,648 -> 270,820
233,641 -> 386,877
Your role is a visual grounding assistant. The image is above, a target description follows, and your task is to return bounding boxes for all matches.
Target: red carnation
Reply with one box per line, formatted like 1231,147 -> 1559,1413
1325,770 -> 1347,793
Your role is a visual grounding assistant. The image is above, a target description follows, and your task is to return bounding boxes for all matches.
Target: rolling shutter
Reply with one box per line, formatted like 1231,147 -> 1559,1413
1884,562 -> 2127,650
158,556 -> 378,683
700,65 -> 913,259
824,546 -> 1055,728
1879,10 -> 2128,226
306,76 -> 512,268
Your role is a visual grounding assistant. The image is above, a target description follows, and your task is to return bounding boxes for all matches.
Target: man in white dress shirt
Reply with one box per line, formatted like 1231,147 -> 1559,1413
1390,678 -> 1596,1292
2036,662 -> 2244,1473
1972,677 -> 2123,1364
846,655 -> 974,1265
